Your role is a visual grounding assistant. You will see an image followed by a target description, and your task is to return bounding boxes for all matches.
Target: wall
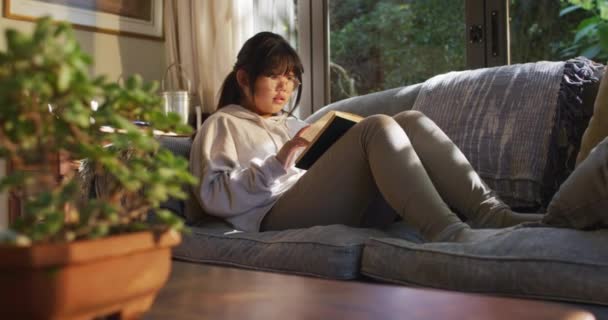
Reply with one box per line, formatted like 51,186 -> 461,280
0,2 -> 166,229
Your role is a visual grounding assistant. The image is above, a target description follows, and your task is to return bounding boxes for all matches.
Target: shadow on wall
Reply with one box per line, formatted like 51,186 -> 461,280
117,1 -> 165,85
117,36 -> 165,83
73,32 -> 94,77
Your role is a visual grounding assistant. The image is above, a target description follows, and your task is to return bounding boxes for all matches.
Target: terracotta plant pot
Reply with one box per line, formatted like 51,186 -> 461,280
0,230 -> 181,320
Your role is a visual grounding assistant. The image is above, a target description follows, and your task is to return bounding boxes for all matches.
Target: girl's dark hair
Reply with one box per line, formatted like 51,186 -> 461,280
216,32 -> 304,115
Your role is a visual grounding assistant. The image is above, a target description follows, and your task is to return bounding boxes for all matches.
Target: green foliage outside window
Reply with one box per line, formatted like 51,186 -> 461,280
560,0 -> 608,61
329,0 -> 604,103
329,0 -> 465,102
510,0 -> 588,63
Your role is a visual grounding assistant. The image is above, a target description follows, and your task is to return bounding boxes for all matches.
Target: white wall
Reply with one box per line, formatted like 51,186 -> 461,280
0,2 -> 166,228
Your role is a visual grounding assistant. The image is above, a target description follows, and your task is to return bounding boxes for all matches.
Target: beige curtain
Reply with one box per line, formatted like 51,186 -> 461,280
164,0 -> 254,114
165,0 -> 297,114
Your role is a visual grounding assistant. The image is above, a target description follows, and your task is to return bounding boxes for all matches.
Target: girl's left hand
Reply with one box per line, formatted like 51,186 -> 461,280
276,126 -> 310,169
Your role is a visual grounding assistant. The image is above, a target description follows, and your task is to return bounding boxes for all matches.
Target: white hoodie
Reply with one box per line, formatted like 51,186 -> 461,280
189,104 -> 308,232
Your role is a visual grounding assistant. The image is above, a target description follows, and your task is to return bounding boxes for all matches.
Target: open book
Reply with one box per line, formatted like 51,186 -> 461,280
295,111 -> 364,170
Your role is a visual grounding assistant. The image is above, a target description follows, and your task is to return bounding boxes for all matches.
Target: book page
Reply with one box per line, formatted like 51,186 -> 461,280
300,111 -> 363,143
295,111 -> 364,169
300,111 -> 336,143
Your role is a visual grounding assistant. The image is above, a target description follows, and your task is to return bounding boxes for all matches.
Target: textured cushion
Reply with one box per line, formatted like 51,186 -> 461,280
156,135 -> 208,223
412,58 -> 602,210
576,65 -> 608,165
413,61 -> 563,208
361,225 -> 608,305
156,135 -> 192,159
545,58 -> 603,205
173,223 -> 389,279
543,136 -> 608,229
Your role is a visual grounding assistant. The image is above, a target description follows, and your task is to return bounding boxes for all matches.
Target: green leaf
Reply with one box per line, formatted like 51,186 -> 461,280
568,0 -> 594,10
0,171 -> 28,191
57,64 -> 71,92
600,1 -> 608,20
90,223 -> 110,239
6,29 -> 29,54
128,222 -> 149,232
598,23 -> 608,49
125,74 -> 143,90
44,212 -> 65,236
560,5 -> 581,17
581,43 -> 602,57
574,17 -> 600,43
154,209 -> 185,231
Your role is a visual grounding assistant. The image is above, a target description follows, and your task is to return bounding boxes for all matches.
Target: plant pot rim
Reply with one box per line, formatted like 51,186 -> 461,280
0,230 -> 181,268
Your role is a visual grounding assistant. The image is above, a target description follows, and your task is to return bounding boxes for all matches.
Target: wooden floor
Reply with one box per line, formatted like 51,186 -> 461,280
142,260 -> 596,320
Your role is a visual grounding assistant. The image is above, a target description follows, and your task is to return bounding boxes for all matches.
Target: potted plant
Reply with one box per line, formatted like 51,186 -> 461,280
0,18 -> 196,319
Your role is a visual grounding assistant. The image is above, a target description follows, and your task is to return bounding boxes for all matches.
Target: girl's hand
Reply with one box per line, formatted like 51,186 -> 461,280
276,126 -> 311,169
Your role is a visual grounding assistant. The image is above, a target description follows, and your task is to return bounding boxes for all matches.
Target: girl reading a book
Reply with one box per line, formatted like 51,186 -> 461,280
190,31 -> 607,242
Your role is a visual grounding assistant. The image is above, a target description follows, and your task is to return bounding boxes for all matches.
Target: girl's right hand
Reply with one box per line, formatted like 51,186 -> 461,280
276,126 -> 310,169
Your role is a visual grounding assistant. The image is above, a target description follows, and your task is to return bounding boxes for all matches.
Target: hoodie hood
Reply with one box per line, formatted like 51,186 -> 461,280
190,105 -> 307,233
218,104 -> 288,124
217,104 -> 290,152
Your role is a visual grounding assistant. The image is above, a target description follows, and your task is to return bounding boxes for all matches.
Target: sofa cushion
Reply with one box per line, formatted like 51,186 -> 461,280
156,135 -> 212,224
543,136 -> 608,230
172,222 -> 389,279
576,65 -> 608,165
545,58 -> 603,207
361,225 -> 608,305
412,57 -> 602,210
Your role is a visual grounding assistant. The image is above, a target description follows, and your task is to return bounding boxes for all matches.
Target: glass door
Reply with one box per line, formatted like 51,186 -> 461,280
254,0 -> 298,48
328,0 -> 467,103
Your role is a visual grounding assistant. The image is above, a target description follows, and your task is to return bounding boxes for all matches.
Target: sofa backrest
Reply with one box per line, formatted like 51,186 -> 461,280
412,57 -> 603,210
157,135 -> 228,225
306,58 -> 603,211
305,83 -> 422,123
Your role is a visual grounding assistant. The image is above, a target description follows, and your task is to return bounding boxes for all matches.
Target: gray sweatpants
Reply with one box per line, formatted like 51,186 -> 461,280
261,111 -> 542,240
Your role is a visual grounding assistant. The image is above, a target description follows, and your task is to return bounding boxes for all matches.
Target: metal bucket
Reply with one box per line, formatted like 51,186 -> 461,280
161,62 -> 191,124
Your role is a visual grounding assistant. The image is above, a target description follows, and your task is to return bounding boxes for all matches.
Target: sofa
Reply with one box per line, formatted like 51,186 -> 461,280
153,57 -> 608,316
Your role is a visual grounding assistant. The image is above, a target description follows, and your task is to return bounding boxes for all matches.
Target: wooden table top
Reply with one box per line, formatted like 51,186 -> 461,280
144,260 -> 595,320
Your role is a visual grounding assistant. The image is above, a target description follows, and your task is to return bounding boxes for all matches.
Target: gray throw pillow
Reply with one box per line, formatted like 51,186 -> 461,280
543,136 -> 608,229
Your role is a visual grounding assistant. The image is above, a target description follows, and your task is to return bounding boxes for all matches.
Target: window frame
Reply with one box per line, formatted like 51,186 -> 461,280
297,0 -> 329,117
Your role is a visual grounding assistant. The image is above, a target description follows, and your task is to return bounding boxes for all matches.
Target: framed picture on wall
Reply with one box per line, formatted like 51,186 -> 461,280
3,0 -> 163,40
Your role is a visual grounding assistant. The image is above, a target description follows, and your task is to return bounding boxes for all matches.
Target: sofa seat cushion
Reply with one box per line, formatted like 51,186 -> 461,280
361,225 -> 608,305
172,222 -> 390,279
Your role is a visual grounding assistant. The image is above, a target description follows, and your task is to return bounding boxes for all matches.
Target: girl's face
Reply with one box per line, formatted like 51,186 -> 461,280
239,70 -> 300,117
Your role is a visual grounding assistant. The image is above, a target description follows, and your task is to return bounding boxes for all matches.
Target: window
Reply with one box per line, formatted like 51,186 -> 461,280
509,0 -> 596,64
253,0 -> 298,48
328,0 -> 467,103
253,0 -> 306,117
298,0 -> 604,111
